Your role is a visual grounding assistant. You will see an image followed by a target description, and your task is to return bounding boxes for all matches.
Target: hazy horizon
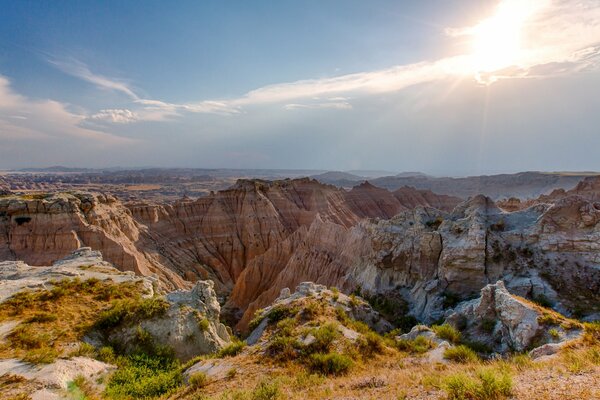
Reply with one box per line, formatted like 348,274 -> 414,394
2,0 -> 600,175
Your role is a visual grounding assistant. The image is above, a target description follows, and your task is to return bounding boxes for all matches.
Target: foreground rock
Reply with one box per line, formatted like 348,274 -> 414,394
445,281 -> 582,353
103,280 -> 231,361
0,248 -> 232,398
0,247 -> 155,303
246,282 -> 392,341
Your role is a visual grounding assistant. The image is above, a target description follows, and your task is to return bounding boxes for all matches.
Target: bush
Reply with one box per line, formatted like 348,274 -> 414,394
308,323 -> 339,353
268,335 -> 301,359
445,369 -> 512,400
252,379 -> 281,400
266,305 -> 299,324
95,296 -> 170,331
444,345 -> 479,363
217,339 -> 246,358
308,352 -> 353,376
549,328 -> 560,340
432,324 -> 462,344
357,331 -> 386,357
189,371 -> 210,389
395,335 -> 435,354
197,317 -> 210,332
104,353 -> 182,399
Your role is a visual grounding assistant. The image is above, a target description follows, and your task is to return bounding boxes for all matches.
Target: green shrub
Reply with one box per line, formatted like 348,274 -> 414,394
248,309 -> 266,332
217,339 -> 246,358
462,340 -> 492,355
95,297 -> 169,331
268,335 -> 301,359
549,328 -> 560,340
395,335 -> 435,354
70,342 -> 96,358
357,331 -> 386,357
308,323 -> 339,353
197,317 -> 210,332
8,324 -> 48,349
302,301 -> 322,320
444,345 -> 479,363
67,375 -> 98,400
308,352 -> 353,376
189,371 -> 210,389
432,324 -> 462,344
104,353 -> 182,399
252,379 -> 281,400
444,368 -> 513,400
226,368 -> 237,379
266,305 -> 299,324
97,346 -> 116,363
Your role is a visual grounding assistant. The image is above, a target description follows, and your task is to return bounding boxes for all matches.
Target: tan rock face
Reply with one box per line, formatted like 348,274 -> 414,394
0,179 -> 456,295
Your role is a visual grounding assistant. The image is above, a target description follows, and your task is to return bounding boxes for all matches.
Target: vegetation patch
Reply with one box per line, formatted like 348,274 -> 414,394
0,278 -> 144,364
104,352 -> 183,399
432,324 -> 462,344
444,368 -> 513,400
217,338 -> 246,358
443,345 -> 479,363
395,335 -> 435,354
308,352 -> 353,376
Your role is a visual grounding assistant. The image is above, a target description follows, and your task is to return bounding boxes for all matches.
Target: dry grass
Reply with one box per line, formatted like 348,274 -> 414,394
164,318 -> 600,400
0,277 -> 146,363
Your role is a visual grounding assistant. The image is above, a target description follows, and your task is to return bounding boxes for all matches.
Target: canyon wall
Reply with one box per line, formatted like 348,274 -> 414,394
2,177 -> 599,330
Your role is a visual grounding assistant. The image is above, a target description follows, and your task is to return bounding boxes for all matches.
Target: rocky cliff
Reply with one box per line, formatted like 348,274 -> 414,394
0,179 -> 458,296
2,178 -> 600,332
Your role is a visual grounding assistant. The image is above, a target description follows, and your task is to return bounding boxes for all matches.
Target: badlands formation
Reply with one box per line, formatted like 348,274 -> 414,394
0,176 -> 599,399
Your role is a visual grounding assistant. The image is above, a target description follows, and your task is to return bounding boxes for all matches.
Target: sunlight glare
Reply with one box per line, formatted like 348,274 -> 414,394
468,0 -> 545,72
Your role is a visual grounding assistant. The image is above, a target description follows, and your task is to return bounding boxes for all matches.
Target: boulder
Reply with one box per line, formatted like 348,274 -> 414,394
108,280 -> 231,361
446,281 -> 541,352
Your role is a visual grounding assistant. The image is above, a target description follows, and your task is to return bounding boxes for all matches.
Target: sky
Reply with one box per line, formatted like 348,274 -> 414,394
0,0 -> 599,176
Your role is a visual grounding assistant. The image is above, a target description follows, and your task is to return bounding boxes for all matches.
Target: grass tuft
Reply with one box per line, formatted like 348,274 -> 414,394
444,345 -> 479,363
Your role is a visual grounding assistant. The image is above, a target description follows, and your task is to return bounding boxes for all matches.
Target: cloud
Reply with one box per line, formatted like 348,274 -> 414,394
89,109 -> 138,124
283,99 -> 353,110
0,74 -> 133,144
48,58 -> 140,100
48,0 -> 600,124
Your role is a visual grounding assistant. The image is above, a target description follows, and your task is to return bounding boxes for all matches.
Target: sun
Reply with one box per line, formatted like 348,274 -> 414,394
467,0 -> 544,72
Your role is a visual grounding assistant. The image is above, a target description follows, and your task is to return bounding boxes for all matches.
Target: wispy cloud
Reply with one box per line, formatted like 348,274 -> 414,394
48,58 -> 140,100
0,74 -> 134,144
283,98 -> 353,110
50,0 -> 600,123
89,108 -> 138,124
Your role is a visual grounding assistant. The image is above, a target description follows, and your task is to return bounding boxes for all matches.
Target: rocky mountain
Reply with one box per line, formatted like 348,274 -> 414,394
227,193 -> 600,331
0,178 -> 458,294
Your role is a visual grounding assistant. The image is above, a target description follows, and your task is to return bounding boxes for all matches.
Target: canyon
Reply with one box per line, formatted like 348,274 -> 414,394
1,175 -> 600,333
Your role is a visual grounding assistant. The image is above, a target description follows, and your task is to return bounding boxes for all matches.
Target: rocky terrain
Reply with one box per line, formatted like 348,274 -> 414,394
0,248 -> 231,399
0,178 -> 460,294
1,173 -> 600,399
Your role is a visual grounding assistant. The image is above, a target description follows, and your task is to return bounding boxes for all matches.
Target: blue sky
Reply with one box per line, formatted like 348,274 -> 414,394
1,0 -> 600,175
